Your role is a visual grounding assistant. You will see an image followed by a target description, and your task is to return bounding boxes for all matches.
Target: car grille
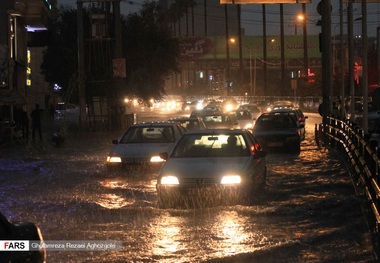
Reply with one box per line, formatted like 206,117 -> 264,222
121,157 -> 150,164
180,177 -> 221,186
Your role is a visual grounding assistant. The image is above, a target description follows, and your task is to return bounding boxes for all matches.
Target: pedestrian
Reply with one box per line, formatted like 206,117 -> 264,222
21,109 -> 29,140
31,103 -> 42,141
49,103 -> 55,122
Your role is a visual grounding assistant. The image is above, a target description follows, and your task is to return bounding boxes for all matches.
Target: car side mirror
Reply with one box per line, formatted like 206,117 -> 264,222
159,152 -> 169,161
112,139 -> 118,145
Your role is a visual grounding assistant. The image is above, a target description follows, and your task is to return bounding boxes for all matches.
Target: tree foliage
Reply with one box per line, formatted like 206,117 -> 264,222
41,3 -> 180,104
122,2 -> 180,101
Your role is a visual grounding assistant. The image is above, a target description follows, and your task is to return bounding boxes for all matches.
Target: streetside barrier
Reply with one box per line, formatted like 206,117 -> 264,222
316,116 -> 380,258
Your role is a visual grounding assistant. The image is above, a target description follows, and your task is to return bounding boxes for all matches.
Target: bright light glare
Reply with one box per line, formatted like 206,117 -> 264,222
196,102 -> 203,110
150,156 -> 164,163
244,124 -> 253,129
221,175 -> 241,184
161,176 -> 179,185
225,104 -> 233,111
107,156 -> 121,163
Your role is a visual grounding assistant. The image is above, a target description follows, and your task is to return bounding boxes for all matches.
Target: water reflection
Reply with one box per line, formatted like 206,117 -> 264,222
146,209 -> 269,262
94,194 -> 132,209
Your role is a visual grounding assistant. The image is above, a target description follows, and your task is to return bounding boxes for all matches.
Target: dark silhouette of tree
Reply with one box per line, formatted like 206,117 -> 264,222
122,2 -> 180,102
41,3 -> 180,104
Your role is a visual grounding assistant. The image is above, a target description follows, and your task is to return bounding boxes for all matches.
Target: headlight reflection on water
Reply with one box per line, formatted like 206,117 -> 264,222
147,210 -> 269,261
94,194 -> 133,209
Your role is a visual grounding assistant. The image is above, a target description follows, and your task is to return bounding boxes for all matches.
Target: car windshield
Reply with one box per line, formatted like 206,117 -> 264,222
120,126 -> 175,143
171,134 -> 250,158
203,115 -> 230,124
235,111 -> 251,120
255,115 -> 297,130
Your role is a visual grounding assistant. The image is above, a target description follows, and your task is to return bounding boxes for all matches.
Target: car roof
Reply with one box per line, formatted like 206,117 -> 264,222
169,117 -> 202,121
131,122 -> 179,127
183,129 -> 249,135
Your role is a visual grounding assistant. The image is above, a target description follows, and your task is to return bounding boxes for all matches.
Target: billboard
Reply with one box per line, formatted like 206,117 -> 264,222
221,0 -> 311,3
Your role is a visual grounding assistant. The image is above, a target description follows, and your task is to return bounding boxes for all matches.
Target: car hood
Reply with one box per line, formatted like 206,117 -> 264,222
159,157 -> 250,178
109,143 -> 176,158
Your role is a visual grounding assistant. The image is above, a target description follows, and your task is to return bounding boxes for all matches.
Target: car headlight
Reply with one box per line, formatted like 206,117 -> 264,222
150,156 -> 165,163
107,156 -> 121,163
196,102 -> 203,110
244,123 -> 253,129
221,175 -> 241,184
161,175 -> 179,185
225,104 -> 233,111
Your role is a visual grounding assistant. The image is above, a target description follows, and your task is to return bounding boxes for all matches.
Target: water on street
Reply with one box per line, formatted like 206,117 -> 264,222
0,107 -> 376,262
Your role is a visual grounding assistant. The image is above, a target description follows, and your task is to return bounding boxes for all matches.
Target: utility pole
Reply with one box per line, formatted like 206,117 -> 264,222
77,0 -> 86,130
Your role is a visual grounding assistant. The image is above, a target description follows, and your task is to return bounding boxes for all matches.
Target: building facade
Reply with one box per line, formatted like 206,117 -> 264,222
0,0 -> 53,140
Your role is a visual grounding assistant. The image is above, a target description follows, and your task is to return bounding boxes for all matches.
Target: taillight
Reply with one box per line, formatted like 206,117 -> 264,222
250,145 -> 256,154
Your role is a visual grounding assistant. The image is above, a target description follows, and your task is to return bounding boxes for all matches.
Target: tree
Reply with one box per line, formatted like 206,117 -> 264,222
41,3 -> 180,105
122,2 -> 180,102
40,6 -> 91,103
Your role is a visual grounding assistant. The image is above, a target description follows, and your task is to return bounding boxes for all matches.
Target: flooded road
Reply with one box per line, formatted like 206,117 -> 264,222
0,109 -> 376,262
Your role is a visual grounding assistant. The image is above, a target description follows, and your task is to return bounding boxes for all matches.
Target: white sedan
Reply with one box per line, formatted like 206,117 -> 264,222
156,129 -> 267,207
106,122 -> 187,171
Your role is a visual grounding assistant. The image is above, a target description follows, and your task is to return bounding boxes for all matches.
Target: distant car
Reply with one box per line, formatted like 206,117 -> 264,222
202,113 -> 239,129
254,101 -> 272,113
202,105 -> 223,113
168,117 -> 207,130
231,109 -> 254,129
106,122 -> 187,171
0,211 -> 46,263
221,98 -> 239,112
181,100 -> 203,111
271,108 -> 308,140
252,112 -> 301,153
272,100 -> 294,110
238,104 -> 262,121
156,129 -> 267,207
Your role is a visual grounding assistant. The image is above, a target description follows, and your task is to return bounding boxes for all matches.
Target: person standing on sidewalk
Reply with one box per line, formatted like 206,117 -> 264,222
21,108 -> 29,140
31,103 -> 42,141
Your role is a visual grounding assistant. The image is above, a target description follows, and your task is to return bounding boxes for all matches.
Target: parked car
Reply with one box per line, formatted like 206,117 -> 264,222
106,122 -> 187,171
252,112 -> 301,153
156,129 -> 267,207
0,211 -> 46,263
270,108 -> 308,140
202,113 -> 239,129
231,109 -> 254,129
168,117 -> 207,130
238,104 -> 262,121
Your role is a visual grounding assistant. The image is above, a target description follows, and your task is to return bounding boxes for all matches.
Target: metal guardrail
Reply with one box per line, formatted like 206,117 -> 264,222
316,116 -> 380,258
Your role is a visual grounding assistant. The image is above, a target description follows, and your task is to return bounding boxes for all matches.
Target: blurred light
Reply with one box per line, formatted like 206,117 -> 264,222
161,176 -> 179,185
221,175 -> 241,184
150,156 -> 165,163
106,156 -> 121,163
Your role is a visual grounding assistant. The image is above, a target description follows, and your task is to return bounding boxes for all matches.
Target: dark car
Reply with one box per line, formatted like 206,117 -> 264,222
0,212 -> 46,263
271,108 -> 308,140
252,112 -> 301,153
